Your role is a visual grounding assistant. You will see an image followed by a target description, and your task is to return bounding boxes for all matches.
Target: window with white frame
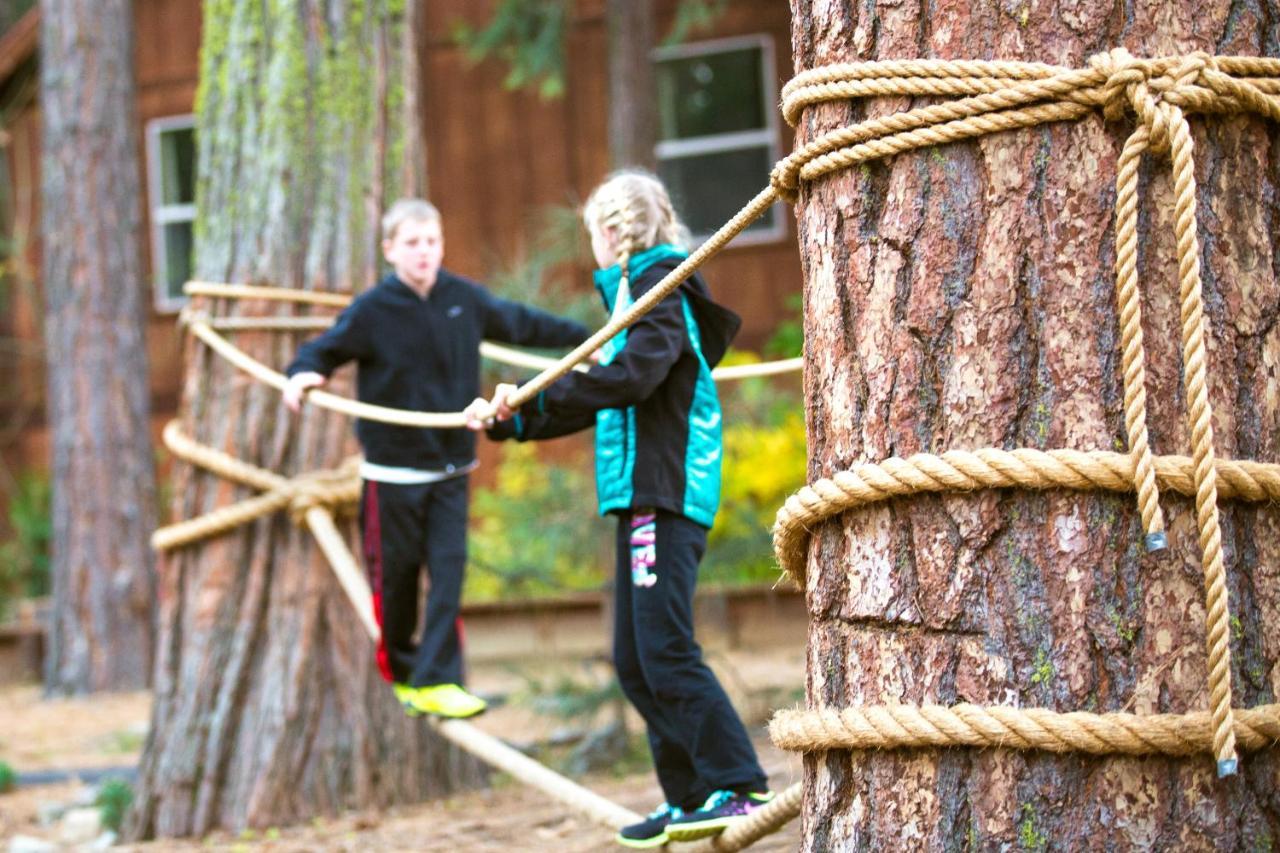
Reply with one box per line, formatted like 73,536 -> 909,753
653,34 -> 783,244
146,115 -> 196,311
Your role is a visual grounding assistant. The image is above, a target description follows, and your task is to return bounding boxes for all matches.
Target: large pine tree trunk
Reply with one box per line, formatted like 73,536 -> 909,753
39,0 -> 156,694
126,1 -> 484,839
789,2 -> 1280,849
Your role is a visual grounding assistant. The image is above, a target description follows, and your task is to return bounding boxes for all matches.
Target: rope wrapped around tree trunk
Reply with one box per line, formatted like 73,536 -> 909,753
769,49 -> 1280,777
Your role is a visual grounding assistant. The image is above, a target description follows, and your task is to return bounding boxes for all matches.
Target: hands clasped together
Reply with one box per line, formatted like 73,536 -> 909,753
463,383 -> 517,431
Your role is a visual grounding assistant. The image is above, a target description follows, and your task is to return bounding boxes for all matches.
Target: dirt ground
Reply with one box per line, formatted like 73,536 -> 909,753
0,649 -> 805,851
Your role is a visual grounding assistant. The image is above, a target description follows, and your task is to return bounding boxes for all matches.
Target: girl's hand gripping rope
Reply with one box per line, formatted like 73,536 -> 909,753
490,383 -> 519,421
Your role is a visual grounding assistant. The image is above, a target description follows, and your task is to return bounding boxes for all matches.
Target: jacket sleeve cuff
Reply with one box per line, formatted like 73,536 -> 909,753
485,412 -> 524,441
284,360 -> 324,378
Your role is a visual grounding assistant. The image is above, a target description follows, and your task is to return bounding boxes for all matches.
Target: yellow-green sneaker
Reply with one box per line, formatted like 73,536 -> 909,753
392,683 -> 422,717
405,683 -> 487,719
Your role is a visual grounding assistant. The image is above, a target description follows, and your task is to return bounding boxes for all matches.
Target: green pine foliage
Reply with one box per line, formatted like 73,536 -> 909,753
453,0 -> 571,99
95,777 -> 134,832
484,203 -> 596,327
454,0 -> 728,99
466,443 -> 610,602
0,471 -> 51,620
663,0 -> 730,47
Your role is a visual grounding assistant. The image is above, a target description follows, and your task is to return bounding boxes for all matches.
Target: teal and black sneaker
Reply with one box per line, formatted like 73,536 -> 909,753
665,789 -> 775,841
616,802 -> 683,848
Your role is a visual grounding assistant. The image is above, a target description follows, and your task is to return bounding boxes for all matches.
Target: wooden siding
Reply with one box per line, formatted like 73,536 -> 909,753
421,0 -> 802,348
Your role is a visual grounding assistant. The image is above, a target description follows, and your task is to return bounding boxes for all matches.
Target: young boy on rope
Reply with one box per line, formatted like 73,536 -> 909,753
464,171 -> 774,847
282,199 -> 590,719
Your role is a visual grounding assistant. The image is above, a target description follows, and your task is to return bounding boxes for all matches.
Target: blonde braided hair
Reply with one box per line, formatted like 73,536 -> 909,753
583,169 -> 691,300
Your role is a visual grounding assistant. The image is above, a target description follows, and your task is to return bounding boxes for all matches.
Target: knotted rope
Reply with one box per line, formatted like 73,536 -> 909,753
153,422 -> 377,638
152,420 -> 362,549
770,49 -> 1280,777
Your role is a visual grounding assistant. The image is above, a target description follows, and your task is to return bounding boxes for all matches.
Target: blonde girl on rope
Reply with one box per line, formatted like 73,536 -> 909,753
465,170 -> 774,848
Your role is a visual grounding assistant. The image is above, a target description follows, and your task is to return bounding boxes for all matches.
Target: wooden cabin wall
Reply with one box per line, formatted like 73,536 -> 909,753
421,0 -> 803,349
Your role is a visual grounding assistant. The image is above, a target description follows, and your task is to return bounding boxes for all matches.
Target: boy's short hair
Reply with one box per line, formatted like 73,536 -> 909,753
382,198 -> 441,241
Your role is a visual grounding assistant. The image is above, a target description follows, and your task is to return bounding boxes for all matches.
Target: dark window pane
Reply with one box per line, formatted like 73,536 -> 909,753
656,47 -> 764,140
659,147 -> 775,237
160,127 -> 196,205
163,221 -> 193,302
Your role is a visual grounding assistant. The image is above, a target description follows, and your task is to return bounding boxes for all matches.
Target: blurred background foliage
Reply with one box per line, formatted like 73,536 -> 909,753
453,0 -> 728,100
0,469 -> 50,620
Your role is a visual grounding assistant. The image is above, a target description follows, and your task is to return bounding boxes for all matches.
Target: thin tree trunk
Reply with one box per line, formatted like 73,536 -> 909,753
789,2 -> 1280,849
39,0 -> 156,694
126,1 -> 484,839
606,0 -> 656,170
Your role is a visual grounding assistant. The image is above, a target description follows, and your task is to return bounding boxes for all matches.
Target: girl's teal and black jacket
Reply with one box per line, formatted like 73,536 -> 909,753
489,245 -> 741,528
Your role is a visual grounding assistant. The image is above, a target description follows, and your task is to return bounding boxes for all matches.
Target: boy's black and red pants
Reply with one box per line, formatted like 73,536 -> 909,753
359,476 -> 468,687
613,507 -> 769,811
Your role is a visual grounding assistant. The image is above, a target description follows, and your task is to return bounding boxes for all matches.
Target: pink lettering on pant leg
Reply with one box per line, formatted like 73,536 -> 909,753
630,511 -> 658,587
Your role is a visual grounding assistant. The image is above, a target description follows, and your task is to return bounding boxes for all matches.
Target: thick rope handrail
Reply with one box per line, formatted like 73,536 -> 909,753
184,315 -> 471,427
762,49 -> 1280,773
205,315 -> 335,332
770,704 -> 1280,756
185,280 -> 354,307
479,341 -> 804,381
189,284 -> 804,382
184,315 -> 801,431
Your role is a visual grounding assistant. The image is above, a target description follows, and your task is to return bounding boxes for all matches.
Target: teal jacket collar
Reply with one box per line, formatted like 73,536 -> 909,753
593,244 -> 687,311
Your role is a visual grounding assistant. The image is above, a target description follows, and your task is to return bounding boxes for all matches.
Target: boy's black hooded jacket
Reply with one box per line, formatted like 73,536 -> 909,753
286,271 -> 590,469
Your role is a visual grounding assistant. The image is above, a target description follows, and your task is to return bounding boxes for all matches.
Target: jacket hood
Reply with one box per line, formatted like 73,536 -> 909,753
593,244 -> 686,310
648,256 -> 741,369
593,246 -> 741,368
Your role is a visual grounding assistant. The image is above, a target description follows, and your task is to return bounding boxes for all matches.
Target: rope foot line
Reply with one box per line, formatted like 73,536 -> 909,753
685,782 -> 803,852
430,718 -> 643,830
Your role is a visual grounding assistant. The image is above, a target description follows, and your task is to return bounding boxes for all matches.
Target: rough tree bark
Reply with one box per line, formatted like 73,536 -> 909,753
606,0 -> 657,170
126,1 -> 485,839
40,0 -> 156,694
789,1 -> 1279,849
